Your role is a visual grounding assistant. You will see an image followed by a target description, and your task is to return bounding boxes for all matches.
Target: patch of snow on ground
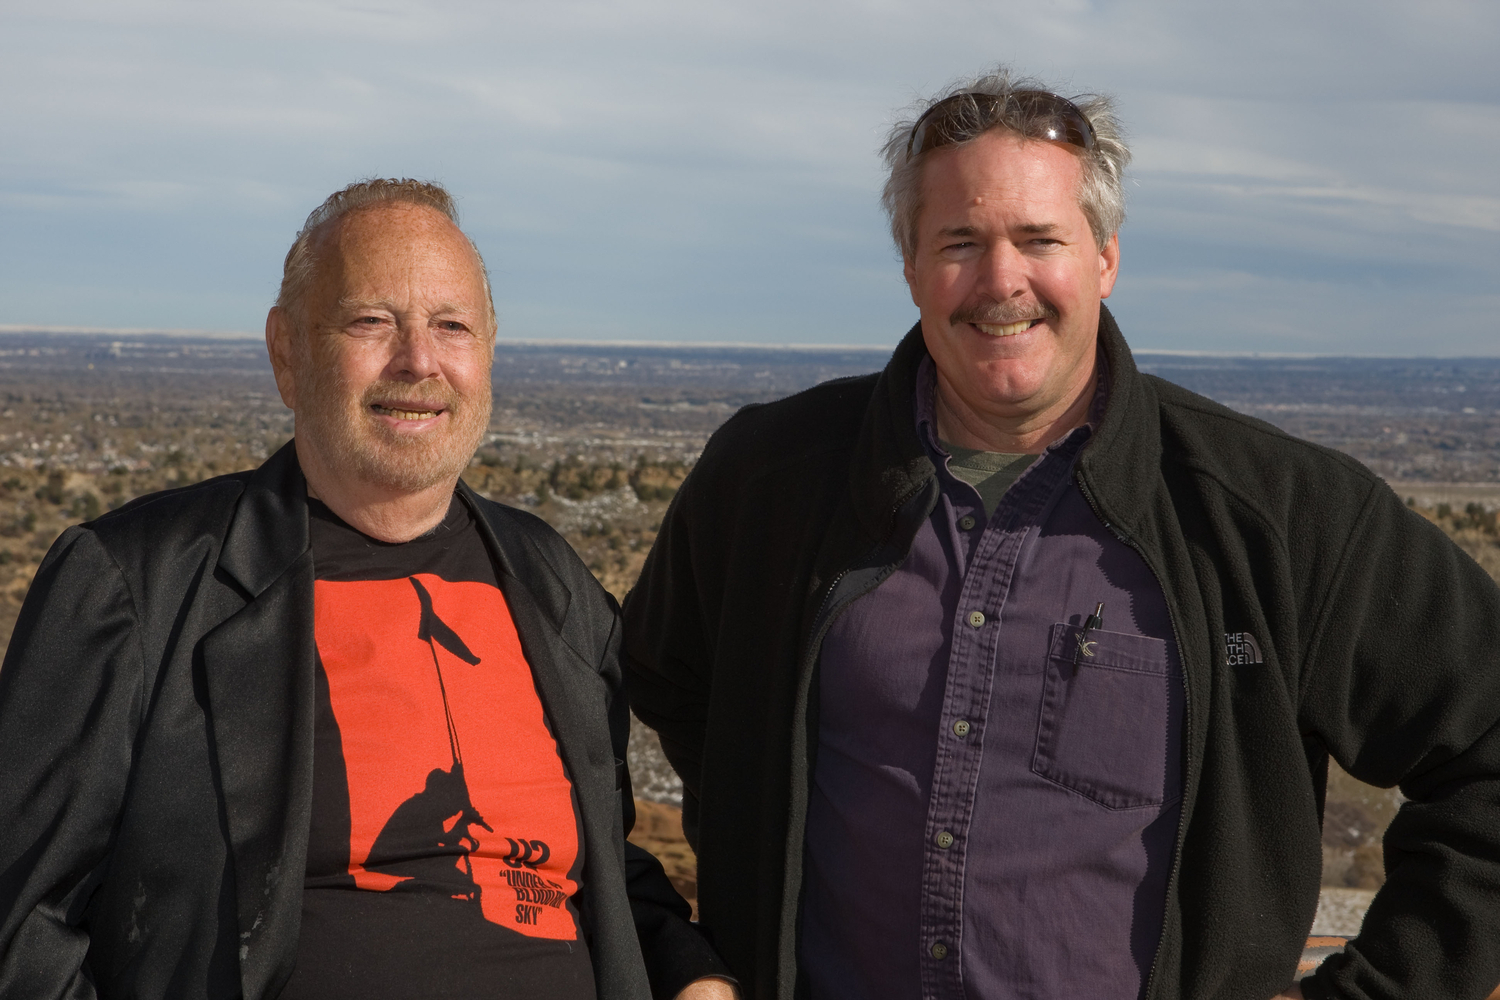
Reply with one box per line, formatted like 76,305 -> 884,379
1312,887 -> 1376,937
549,486 -> 648,535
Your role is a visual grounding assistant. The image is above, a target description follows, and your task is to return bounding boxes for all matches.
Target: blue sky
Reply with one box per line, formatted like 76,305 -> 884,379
2,0 -> 1497,353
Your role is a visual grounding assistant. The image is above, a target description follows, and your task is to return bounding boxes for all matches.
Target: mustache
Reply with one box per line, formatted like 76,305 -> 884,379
950,300 -> 1059,327
360,380 -> 461,411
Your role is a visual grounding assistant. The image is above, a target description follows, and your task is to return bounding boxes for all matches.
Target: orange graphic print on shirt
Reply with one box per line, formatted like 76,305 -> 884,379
313,573 -> 580,940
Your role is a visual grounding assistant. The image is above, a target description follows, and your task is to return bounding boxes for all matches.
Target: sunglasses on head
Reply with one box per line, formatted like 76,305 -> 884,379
905,90 -> 1096,159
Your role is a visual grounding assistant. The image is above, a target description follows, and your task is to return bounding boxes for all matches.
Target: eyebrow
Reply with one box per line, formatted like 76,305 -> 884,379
337,298 -> 477,315
339,298 -> 388,311
935,222 -> 1062,239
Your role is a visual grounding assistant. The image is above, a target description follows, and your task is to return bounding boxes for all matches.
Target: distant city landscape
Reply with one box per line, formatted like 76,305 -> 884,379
2,328 -> 1499,927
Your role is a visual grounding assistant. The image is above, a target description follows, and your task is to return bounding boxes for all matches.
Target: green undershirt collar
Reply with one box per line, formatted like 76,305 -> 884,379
940,442 -> 1037,518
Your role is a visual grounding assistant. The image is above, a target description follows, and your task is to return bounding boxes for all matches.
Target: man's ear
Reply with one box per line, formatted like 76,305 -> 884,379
903,255 -> 919,307
1098,233 -> 1120,300
265,306 -> 298,410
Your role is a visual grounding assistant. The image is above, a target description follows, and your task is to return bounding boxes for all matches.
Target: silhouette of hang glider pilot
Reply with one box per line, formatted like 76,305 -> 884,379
365,577 -> 493,901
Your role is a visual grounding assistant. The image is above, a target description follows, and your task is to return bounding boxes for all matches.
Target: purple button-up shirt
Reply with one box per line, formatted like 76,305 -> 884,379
800,358 -> 1185,999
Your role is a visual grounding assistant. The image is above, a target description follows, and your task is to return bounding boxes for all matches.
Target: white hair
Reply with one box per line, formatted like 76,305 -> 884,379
880,65 -> 1131,257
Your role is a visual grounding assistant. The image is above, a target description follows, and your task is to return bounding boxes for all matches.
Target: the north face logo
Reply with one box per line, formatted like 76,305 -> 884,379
1225,631 -> 1263,666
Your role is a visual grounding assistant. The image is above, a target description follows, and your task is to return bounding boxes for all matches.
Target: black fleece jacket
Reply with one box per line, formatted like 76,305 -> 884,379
622,308 -> 1500,1000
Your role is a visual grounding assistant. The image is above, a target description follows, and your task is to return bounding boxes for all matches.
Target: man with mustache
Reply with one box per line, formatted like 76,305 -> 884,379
0,179 -> 734,1000
623,68 -> 1500,1000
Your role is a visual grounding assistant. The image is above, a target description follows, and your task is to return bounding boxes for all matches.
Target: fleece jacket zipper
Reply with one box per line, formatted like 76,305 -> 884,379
774,479 -> 939,999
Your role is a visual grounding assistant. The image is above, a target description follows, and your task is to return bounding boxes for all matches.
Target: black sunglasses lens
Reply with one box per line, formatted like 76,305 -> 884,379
1011,91 -> 1095,151
909,94 -> 988,156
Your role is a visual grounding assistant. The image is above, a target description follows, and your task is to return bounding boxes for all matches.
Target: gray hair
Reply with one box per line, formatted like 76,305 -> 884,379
275,178 -> 494,326
880,66 -> 1130,258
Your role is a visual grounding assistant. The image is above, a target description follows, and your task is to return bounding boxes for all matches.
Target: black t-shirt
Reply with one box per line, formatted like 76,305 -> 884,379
280,496 -> 595,999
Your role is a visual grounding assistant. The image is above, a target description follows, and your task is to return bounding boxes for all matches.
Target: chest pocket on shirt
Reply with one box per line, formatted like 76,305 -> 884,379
1032,623 -> 1175,810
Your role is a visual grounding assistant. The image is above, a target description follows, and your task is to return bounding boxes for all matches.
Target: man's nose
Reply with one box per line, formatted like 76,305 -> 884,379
975,242 -> 1029,300
386,322 -> 442,382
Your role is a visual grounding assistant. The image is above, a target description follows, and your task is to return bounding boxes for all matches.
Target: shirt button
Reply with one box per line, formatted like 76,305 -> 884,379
931,942 -> 949,960
958,514 -> 976,530
935,830 -> 954,849
952,719 -> 971,737
967,610 -> 985,628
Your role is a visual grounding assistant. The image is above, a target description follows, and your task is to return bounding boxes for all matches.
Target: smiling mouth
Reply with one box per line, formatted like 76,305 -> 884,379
371,403 -> 443,420
972,318 -> 1046,337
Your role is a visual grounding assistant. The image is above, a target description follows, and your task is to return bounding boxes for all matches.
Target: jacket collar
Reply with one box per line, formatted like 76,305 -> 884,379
1086,302 -> 1148,463
1077,304 -> 1164,539
219,439 -> 310,597
456,481 -> 573,634
847,322 -> 937,540
216,445 -> 579,622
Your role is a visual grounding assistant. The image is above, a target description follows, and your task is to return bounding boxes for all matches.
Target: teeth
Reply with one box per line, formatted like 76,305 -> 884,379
974,320 -> 1036,337
374,404 -> 438,420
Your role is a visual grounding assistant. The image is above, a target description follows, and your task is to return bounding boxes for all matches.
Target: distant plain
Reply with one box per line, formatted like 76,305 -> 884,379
2,329 -> 1498,926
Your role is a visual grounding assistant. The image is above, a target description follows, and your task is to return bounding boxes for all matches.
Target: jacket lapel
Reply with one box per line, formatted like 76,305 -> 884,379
460,487 -> 616,816
459,490 -> 636,960
201,442 -> 317,1000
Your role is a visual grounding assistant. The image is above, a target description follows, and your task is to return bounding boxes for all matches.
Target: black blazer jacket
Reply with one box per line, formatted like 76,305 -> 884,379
0,443 -> 724,1000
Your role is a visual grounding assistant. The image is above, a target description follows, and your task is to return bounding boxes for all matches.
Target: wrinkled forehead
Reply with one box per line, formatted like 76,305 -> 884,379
305,203 -> 495,321
918,130 -> 1086,211
317,204 -> 477,275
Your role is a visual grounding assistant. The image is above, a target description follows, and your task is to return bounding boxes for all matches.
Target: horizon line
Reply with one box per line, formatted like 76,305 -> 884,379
2,325 -> 1498,360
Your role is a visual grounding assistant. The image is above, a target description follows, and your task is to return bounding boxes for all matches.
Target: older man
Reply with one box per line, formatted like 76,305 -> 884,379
0,179 -> 732,1000
622,69 -> 1500,1000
